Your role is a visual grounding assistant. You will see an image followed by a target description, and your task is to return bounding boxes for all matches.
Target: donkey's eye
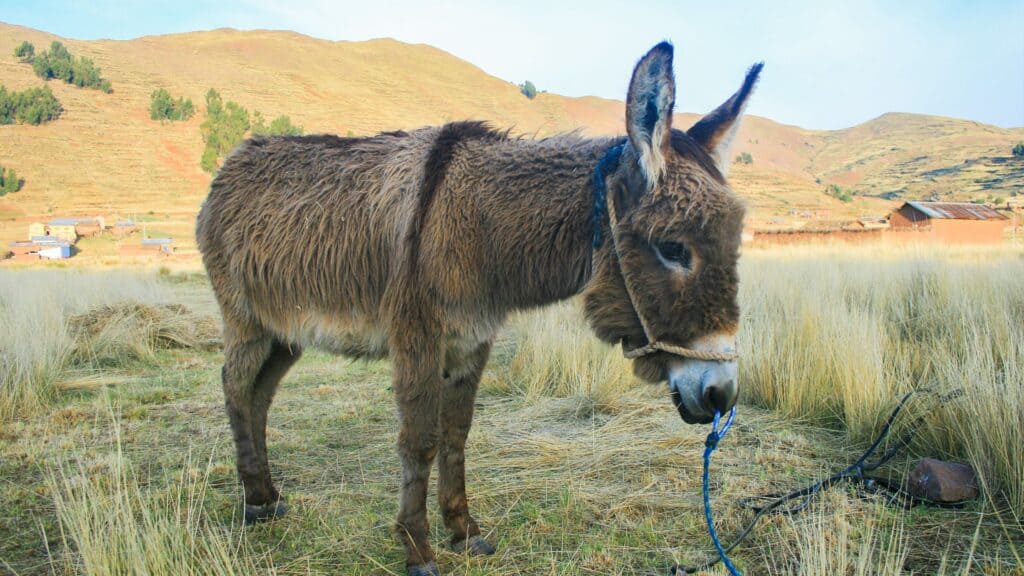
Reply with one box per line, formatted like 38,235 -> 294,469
654,241 -> 692,269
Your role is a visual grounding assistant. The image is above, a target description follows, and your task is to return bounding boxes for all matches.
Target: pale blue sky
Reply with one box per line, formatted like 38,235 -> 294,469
2,0 -> 1022,129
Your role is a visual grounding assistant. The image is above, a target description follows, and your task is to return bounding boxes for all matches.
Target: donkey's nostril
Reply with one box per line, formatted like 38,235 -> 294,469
704,379 -> 738,413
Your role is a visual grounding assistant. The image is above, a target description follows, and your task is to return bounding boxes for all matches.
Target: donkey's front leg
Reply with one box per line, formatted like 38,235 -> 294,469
392,345 -> 444,576
438,342 -> 495,556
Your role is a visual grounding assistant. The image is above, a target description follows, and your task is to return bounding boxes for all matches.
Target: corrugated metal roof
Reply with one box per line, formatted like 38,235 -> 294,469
904,201 -> 1008,221
141,238 -> 173,245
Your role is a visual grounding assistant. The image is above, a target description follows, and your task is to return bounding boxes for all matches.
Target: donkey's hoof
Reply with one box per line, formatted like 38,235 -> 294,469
407,561 -> 440,576
451,535 -> 495,556
243,500 -> 288,525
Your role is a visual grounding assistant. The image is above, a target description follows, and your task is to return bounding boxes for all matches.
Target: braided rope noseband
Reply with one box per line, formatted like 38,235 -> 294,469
592,143 -> 738,364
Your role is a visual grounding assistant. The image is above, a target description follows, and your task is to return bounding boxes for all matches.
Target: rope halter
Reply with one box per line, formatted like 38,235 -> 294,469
592,143 -> 738,364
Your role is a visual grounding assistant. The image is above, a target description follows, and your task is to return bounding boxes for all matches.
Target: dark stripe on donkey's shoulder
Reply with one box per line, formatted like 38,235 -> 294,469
405,121 -> 508,267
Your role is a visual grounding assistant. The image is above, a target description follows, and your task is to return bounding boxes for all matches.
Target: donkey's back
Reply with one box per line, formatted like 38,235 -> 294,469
196,129 -> 433,356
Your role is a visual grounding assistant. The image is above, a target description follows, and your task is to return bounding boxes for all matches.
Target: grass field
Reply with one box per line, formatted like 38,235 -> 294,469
0,245 -> 1022,575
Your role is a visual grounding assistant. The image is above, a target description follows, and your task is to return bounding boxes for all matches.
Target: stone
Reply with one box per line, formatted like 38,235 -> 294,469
906,458 -> 978,503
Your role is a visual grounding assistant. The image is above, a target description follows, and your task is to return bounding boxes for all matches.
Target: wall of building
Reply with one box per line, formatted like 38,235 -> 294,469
930,219 -> 1006,244
889,206 -> 928,229
750,224 -> 1006,246
48,225 -> 78,243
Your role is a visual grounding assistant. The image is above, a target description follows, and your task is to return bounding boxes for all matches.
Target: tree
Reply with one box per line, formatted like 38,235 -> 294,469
0,84 -> 63,125
253,112 -> 303,136
200,89 -> 251,173
150,88 -> 194,121
1014,142 -> 1024,157
27,41 -> 112,92
735,152 -> 753,165
519,80 -> 538,99
14,40 -> 34,62
4,168 -> 20,194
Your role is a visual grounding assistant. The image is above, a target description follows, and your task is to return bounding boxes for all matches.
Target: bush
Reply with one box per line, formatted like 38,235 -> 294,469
825,183 -> 853,202
200,89 -> 250,174
519,80 -> 538,99
14,40 -> 34,62
3,168 -> 22,194
149,89 -> 195,122
200,89 -> 304,173
28,41 -> 112,93
1013,142 -> 1024,157
252,111 -> 303,136
0,84 -> 63,125
735,151 -> 753,165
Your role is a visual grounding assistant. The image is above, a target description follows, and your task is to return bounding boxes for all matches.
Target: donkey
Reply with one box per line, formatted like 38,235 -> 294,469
196,42 -> 759,575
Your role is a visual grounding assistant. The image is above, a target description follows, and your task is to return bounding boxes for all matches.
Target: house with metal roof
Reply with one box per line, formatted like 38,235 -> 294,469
889,201 -> 1009,244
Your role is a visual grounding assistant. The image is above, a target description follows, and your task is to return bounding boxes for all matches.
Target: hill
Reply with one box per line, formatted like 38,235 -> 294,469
1,23 -> 1021,254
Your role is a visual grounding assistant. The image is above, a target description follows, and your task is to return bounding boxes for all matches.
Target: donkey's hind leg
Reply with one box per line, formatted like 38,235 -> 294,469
222,329 -> 291,524
249,340 -> 302,519
439,342 -> 495,556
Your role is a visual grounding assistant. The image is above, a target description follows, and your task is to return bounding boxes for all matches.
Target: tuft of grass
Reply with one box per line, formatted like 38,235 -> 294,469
0,270 -> 218,420
486,301 -> 637,415
47,413 -> 271,576
738,244 -> 1024,512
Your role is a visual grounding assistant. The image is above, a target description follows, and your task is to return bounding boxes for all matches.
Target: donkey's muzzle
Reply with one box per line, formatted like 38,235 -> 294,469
669,359 -> 738,424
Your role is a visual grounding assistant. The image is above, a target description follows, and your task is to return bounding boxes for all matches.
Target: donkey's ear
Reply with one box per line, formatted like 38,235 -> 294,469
688,62 -> 763,177
626,42 -> 675,187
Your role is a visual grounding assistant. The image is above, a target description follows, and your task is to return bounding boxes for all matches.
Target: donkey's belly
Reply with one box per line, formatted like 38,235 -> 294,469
274,311 -> 390,360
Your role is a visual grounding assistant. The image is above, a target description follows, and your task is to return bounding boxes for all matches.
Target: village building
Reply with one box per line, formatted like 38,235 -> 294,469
119,237 -> 174,257
889,201 -> 1009,244
112,221 -> 138,236
7,236 -> 72,261
45,219 -> 79,243
28,216 -> 107,243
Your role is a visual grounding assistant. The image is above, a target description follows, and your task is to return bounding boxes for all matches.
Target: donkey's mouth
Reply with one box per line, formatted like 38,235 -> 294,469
668,357 -> 739,424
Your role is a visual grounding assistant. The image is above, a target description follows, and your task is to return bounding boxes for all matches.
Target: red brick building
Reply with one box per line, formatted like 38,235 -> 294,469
889,202 -> 1009,244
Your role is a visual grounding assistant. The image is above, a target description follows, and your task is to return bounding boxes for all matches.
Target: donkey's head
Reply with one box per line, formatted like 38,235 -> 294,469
584,42 -> 760,424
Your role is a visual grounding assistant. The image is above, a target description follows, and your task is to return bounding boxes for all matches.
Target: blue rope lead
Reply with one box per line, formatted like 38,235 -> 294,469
701,408 -> 740,576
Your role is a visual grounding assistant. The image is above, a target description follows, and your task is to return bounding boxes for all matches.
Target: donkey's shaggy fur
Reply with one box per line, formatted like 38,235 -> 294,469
197,43 -> 760,575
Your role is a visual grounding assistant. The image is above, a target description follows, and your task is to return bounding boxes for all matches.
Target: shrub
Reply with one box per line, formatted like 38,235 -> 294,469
4,168 -> 21,194
200,90 -> 304,173
825,183 -> 853,202
252,111 -> 303,136
149,89 -> 195,122
1013,142 -> 1024,157
735,151 -> 753,165
0,84 -> 63,125
29,41 -> 112,93
14,40 -> 34,62
519,80 -> 538,99
199,89 -> 250,174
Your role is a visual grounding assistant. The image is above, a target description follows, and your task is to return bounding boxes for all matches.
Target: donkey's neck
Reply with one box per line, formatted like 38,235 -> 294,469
446,133 -> 622,311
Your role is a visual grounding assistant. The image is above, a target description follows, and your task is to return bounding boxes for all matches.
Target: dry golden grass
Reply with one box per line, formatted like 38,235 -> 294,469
0,270 -> 217,420
48,430 -> 273,576
739,243 -> 1024,512
1,245 -> 1022,575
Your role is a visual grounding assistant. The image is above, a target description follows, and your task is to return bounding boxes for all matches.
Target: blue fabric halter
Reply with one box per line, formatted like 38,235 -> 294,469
592,142 -> 626,248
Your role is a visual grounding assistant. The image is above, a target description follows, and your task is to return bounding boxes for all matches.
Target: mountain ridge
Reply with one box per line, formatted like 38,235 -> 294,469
1,22 -> 1020,250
